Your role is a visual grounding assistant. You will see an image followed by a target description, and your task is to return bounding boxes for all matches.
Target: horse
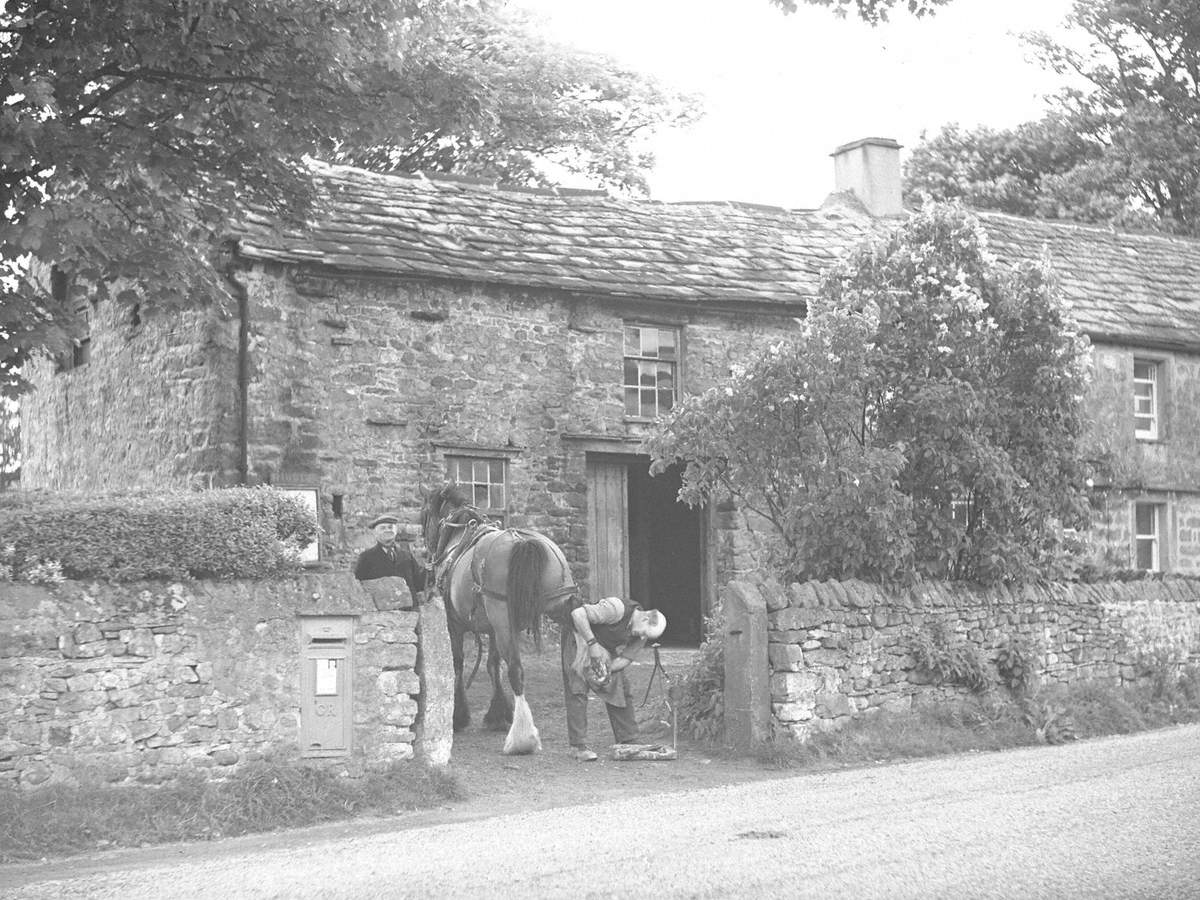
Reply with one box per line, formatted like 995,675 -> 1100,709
419,484 -> 577,755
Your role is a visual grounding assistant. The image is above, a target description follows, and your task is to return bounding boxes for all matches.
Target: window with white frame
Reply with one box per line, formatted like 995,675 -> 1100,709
446,456 -> 507,521
1133,502 -> 1165,572
623,324 -> 678,419
1133,359 -> 1160,440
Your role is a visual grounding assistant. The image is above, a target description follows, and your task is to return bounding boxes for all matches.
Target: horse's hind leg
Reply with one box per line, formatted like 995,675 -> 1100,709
485,598 -> 540,755
449,622 -> 471,732
483,632 -> 513,732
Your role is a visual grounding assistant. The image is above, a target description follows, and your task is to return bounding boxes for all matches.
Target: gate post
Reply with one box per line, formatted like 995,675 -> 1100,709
722,581 -> 770,751
415,593 -> 454,766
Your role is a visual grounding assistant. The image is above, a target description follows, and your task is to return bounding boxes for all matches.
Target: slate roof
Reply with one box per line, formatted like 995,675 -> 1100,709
233,161 -> 1200,349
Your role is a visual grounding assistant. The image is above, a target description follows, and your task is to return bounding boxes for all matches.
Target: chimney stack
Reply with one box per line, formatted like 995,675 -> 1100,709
830,137 -> 903,217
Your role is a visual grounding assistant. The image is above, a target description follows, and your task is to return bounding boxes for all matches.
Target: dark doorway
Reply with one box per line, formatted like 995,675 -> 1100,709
627,462 -> 704,645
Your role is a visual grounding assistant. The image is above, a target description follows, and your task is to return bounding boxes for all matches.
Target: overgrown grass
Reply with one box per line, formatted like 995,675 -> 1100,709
756,666 -> 1200,770
0,761 -> 462,863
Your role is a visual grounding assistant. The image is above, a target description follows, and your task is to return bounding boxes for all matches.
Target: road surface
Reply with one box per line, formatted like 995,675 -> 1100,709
3,724 -> 1198,899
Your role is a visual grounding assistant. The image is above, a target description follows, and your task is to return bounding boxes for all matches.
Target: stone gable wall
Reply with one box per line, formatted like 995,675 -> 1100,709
20,302 -> 239,490
0,574 -> 420,787
732,578 -> 1200,741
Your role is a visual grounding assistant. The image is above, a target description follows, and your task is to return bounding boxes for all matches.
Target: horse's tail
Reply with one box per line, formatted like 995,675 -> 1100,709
507,536 -> 549,651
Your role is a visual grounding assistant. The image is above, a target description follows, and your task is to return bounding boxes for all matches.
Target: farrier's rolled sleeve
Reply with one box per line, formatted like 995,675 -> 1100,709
584,596 -> 626,626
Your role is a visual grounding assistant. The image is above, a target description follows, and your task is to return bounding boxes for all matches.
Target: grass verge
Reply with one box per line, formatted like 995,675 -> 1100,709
0,761 -> 462,864
755,666 -> 1200,770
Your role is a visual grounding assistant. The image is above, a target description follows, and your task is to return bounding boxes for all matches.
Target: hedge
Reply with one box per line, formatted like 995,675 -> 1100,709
0,487 -> 318,582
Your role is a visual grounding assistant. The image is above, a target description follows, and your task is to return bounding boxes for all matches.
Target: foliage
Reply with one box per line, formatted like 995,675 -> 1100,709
768,0 -> 951,24
910,623 -> 990,693
649,204 -> 1092,584
994,635 -> 1039,696
675,613 -> 726,743
1020,695 -> 1078,744
0,1 -> 696,397
906,0 -> 1200,236
0,487 -> 317,582
0,760 -> 461,863
332,8 -> 699,193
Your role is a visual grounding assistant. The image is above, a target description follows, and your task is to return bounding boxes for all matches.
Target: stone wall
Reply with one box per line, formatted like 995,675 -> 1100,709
235,264 -> 796,595
0,573 -> 423,787
723,578 -> 1200,742
20,302 -> 239,490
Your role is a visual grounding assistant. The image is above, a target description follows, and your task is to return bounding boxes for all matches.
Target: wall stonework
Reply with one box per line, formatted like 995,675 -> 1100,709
21,302 -> 239,490
0,574 -> 420,787
744,578 -> 1200,741
236,264 -> 795,596
1085,343 -> 1200,573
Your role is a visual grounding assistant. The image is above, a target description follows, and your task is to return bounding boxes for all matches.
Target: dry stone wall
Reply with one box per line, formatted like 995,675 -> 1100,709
0,573 -> 422,787
730,578 -> 1200,741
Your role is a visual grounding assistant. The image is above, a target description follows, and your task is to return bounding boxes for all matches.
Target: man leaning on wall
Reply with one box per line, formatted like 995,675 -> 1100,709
354,514 -> 427,609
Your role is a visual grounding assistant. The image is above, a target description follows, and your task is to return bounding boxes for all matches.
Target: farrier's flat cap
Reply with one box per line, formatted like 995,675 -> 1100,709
368,514 -> 400,528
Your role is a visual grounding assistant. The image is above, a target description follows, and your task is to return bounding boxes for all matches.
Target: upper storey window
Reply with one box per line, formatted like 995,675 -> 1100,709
623,324 -> 678,419
1133,359 -> 1160,440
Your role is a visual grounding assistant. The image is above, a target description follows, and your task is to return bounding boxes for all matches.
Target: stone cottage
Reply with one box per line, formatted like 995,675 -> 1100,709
19,138 -> 1200,642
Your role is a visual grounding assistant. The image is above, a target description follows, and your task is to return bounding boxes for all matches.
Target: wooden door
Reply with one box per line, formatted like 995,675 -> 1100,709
587,457 -> 630,600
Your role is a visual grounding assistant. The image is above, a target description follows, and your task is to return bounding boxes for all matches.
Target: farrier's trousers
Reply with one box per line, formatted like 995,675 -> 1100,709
560,637 -> 639,748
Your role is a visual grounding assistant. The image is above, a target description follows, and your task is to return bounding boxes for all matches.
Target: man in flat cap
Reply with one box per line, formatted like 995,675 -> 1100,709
354,513 -> 427,605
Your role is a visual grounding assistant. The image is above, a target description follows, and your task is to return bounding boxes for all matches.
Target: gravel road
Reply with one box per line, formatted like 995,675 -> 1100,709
3,724 -> 1198,899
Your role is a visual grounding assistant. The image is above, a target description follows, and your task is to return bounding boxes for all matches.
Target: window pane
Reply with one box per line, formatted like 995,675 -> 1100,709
1134,415 -> 1155,433
657,363 -> 674,393
641,388 -> 655,413
489,459 -> 504,483
1136,538 -> 1156,571
659,387 -> 673,413
658,329 -> 676,360
641,328 -> 659,358
1135,503 -> 1156,536
625,387 -> 639,417
639,362 -> 657,388
489,484 -> 505,510
623,359 -> 639,388
1134,361 -> 1155,382
624,326 -> 640,356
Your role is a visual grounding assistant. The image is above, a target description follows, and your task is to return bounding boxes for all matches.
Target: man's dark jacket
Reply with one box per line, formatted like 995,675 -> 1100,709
353,542 -> 426,600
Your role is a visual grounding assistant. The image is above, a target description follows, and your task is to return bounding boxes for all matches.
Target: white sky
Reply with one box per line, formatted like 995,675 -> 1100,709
515,0 -> 1081,208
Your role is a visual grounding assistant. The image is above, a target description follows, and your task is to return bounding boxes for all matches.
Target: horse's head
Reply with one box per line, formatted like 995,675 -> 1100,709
419,483 -> 472,558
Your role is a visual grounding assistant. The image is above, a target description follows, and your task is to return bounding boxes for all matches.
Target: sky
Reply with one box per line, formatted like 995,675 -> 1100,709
515,0 -> 1081,208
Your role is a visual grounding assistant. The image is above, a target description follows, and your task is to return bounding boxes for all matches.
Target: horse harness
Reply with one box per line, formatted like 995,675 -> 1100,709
431,511 -> 576,612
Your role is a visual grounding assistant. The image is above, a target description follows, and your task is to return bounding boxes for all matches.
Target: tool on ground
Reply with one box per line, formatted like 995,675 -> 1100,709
613,643 -> 678,760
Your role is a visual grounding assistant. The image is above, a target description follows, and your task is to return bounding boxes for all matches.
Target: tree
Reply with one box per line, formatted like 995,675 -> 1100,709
906,0 -> 1200,235
0,1 -> 696,397
647,204 -> 1092,585
332,9 -> 698,193
0,399 -> 17,489
768,0 -> 951,24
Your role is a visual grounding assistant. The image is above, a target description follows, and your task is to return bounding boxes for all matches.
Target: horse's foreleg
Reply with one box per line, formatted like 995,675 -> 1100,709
483,632 -> 513,732
485,598 -> 540,755
449,623 -> 470,732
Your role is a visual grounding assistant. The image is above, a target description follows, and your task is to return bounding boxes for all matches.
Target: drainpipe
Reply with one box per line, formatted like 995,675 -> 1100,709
220,244 -> 251,485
